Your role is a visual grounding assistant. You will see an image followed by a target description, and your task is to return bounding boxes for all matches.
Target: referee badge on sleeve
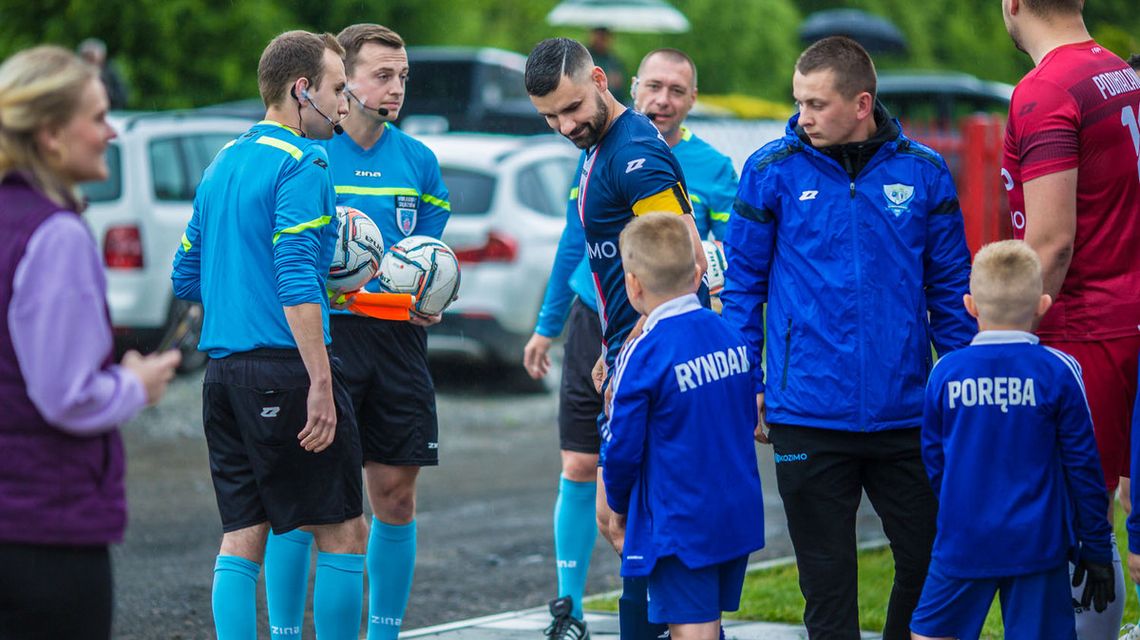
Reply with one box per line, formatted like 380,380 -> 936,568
396,195 -> 419,236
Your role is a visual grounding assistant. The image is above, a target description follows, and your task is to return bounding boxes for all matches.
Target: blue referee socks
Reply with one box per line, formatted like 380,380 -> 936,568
554,475 -> 597,619
367,517 -> 417,640
314,551 -> 365,640
212,555 -> 259,640
265,528 -> 314,639
619,575 -> 669,640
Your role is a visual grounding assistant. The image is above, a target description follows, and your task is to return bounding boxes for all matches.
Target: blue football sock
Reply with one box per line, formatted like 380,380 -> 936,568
265,529 -> 314,639
314,551 -> 365,640
212,555 -> 259,640
554,475 -> 597,619
619,575 -> 669,639
366,517 -> 417,640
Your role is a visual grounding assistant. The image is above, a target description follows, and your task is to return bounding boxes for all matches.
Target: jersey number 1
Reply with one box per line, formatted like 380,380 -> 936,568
1124,103 -> 1140,182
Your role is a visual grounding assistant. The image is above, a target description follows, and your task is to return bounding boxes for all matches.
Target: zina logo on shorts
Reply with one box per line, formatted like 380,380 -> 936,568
260,406 -> 280,418
774,452 -> 808,464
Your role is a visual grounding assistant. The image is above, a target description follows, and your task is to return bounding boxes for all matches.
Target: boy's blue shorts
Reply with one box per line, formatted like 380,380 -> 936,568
646,554 -> 749,624
910,560 -> 1075,640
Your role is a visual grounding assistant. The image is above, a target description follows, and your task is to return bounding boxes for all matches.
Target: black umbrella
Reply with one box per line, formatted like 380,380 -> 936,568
799,9 -> 908,54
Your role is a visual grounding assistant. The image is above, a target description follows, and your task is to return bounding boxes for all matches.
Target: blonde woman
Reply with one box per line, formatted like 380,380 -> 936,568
0,45 -> 180,639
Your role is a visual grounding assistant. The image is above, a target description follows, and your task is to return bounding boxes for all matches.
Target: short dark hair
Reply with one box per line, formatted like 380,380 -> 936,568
1022,0 -> 1083,17
525,38 -> 593,97
1128,53 -> 1140,71
796,36 -> 876,100
258,31 -> 344,108
637,48 -> 698,89
337,24 -> 405,77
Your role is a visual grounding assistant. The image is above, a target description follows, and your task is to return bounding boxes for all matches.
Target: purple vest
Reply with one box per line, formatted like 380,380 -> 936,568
0,173 -> 126,546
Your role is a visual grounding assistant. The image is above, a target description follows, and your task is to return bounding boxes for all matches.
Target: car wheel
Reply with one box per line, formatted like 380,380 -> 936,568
169,300 -> 208,373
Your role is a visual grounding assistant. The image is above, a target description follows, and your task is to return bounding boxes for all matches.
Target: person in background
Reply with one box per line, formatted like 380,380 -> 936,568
587,28 -> 627,100
77,38 -> 128,110
0,45 -> 180,639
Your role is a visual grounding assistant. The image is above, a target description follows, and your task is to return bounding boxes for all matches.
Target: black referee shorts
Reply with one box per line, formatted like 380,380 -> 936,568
558,299 -> 603,454
203,348 -> 363,534
331,315 -> 439,466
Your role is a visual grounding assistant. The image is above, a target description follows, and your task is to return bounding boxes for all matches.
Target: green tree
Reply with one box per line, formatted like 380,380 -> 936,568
2,0 -> 1136,110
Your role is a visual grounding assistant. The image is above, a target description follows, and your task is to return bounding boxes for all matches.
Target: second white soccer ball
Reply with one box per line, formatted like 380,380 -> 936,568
378,235 -> 461,317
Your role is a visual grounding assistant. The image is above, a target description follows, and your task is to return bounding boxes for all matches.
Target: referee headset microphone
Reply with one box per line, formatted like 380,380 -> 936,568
346,87 -> 389,117
292,83 -> 344,135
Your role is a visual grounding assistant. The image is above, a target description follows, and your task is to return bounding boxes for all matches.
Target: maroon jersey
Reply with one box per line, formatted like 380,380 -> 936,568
1003,40 -> 1140,340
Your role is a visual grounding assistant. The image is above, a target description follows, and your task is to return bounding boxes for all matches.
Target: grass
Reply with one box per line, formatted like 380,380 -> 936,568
586,512 -> 1139,638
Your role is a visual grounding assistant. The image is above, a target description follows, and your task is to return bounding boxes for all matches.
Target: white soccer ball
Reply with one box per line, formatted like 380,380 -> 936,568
378,235 -> 461,317
328,206 -> 384,294
702,240 -> 726,295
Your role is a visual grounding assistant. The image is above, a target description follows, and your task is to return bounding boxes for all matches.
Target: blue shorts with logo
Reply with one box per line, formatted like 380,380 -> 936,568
910,559 -> 1075,640
646,554 -> 749,625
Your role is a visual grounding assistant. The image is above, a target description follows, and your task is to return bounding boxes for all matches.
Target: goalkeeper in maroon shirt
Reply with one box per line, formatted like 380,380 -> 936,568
1001,0 -> 1140,636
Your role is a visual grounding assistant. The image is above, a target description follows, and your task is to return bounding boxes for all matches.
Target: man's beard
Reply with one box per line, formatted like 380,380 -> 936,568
569,93 -> 610,149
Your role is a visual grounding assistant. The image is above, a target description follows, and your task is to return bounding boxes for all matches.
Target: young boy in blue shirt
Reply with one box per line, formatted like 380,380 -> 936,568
911,240 -> 1115,640
603,212 -> 765,640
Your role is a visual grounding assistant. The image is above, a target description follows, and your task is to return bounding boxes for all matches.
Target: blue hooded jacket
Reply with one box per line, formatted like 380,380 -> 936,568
721,109 -> 974,432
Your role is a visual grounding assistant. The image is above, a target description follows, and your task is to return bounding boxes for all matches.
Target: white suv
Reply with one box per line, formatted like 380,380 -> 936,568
418,133 -> 579,370
80,112 -> 252,371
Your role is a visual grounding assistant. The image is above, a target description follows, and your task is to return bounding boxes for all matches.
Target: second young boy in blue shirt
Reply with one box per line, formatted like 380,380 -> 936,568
912,240 -> 1114,640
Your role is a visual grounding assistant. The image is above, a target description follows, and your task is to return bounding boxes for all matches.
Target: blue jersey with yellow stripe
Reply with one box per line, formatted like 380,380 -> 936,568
534,126 -> 735,339
172,120 -> 337,357
322,123 -> 450,304
674,127 -> 738,240
578,109 -> 693,368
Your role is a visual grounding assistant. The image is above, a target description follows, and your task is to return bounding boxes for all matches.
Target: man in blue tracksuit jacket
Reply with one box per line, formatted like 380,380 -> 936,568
721,37 -> 974,640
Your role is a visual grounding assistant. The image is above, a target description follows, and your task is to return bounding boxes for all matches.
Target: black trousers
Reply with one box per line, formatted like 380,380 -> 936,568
770,424 -> 937,640
0,543 -> 112,640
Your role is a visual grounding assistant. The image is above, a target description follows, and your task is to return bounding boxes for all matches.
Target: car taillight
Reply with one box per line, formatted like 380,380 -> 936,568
104,225 -> 143,269
454,230 -> 518,264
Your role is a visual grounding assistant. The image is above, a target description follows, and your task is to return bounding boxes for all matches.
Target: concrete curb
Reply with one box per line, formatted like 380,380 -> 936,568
400,538 -> 889,638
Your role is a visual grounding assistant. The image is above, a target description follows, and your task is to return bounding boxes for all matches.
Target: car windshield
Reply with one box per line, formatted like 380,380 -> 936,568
79,144 -> 122,203
441,167 -> 494,215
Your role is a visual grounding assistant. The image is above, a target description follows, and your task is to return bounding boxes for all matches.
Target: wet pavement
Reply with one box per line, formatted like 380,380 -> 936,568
111,362 -> 886,639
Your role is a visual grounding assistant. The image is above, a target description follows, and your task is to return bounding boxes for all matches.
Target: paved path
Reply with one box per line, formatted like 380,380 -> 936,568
399,553 -> 886,640
401,607 -> 880,639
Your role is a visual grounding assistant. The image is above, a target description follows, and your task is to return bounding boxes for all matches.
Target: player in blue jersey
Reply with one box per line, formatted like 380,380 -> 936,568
525,37 -> 707,640
171,31 -> 367,640
913,240 -> 1114,639
604,213 -> 764,640
261,24 -> 450,640
522,46 -> 736,639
